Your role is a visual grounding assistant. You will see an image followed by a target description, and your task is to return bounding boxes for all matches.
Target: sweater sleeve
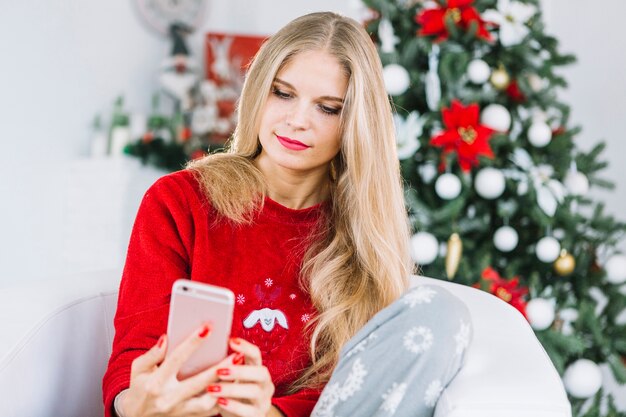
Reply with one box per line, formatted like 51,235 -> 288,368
102,173 -> 195,417
271,388 -> 322,417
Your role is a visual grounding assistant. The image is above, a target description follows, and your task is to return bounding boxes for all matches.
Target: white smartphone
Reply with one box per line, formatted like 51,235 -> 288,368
166,279 -> 235,379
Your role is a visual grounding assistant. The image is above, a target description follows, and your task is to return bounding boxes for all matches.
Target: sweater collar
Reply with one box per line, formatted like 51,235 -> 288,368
260,195 -> 330,224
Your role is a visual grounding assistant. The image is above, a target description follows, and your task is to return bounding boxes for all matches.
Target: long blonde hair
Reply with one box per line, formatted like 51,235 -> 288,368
187,11 -> 414,389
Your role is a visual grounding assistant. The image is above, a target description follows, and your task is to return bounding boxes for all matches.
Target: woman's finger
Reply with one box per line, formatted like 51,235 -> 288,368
174,353 -> 238,401
205,382 -> 262,401
130,334 -> 167,376
217,397 -> 258,417
179,391 -> 221,416
156,323 -> 213,382
228,337 -> 262,366
216,365 -> 273,385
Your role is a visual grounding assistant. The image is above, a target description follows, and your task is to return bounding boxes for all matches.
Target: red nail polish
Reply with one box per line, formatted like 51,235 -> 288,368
218,397 -> 228,406
198,324 -> 211,338
217,368 -> 231,376
157,335 -> 166,348
206,384 -> 221,393
230,337 -> 241,345
232,352 -> 245,365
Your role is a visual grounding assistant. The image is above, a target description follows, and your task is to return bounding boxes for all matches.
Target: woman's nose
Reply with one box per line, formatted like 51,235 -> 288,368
285,102 -> 310,130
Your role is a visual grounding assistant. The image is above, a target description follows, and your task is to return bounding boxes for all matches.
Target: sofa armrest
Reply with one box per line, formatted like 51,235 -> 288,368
412,276 -> 571,417
0,269 -> 121,417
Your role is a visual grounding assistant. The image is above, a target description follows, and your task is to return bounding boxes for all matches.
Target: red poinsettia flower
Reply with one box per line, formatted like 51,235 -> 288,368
477,267 -> 529,318
415,0 -> 493,42
506,80 -> 526,102
430,100 -> 495,172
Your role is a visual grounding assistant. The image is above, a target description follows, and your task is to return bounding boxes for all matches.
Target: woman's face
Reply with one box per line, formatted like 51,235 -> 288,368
256,49 -> 348,177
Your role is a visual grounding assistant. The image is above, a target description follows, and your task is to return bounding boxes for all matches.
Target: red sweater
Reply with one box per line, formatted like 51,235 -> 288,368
102,169 -> 326,417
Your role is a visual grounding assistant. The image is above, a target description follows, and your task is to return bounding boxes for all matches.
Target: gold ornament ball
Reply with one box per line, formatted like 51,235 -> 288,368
490,66 -> 510,90
554,250 -> 576,276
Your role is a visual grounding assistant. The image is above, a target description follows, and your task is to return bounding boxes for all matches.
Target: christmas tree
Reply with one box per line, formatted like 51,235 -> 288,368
359,0 -> 626,414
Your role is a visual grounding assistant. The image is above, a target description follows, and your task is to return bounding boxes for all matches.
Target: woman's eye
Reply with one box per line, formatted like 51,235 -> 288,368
272,88 -> 291,99
320,105 -> 341,116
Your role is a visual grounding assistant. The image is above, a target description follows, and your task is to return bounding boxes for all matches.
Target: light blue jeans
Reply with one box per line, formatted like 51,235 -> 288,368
312,284 -> 473,417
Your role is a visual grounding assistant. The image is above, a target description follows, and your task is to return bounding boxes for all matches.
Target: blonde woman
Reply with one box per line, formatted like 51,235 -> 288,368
103,11 -> 472,417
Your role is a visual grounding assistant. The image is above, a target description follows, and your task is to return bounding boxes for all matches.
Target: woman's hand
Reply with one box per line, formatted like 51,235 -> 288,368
206,337 -> 281,417
118,324 -> 235,417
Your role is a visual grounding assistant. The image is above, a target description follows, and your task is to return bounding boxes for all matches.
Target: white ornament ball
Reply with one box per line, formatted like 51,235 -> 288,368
528,74 -> 545,92
418,162 -> 438,184
564,171 -> 590,196
467,59 -> 491,84
493,226 -> 519,252
480,104 -> 511,132
435,173 -> 462,200
563,359 -> 603,399
383,64 -> 410,96
410,232 -> 439,265
536,236 -> 561,263
474,168 -> 506,199
528,121 -> 552,147
526,298 -> 555,330
605,254 -> 626,284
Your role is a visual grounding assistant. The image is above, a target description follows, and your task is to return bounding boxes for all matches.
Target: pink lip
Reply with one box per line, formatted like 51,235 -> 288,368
276,134 -> 310,151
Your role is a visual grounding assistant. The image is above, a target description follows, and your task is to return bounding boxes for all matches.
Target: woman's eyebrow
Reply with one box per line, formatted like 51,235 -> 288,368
273,78 -> 344,103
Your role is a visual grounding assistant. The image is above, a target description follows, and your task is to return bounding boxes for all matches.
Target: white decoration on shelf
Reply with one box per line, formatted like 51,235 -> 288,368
435,173 -> 462,200
493,226 -> 519,252
526,298 -> 555,330
474,167 -> 506,199
383,64 -> 410,96
527,121 -> 552,147
467,59 -> 491,84
483,0 -> 537,47
378,18 -> 400,54
605,254 -> 626,284
425,45 -> 442,111
110,126 -> 132,156
410,232 -> 439,265
191,104 -> 218,134
480,104 -> 511,132
563,359 -> 603,399
536,236 -> 561,263
394,111 -> 423,160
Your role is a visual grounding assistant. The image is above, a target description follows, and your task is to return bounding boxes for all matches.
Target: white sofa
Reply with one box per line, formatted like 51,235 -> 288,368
0,271 -> 572,417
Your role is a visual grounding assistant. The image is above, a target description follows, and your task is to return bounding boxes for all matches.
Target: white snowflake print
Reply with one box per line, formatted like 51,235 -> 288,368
236,294 -> 246,305
455,320 -> 471,355
345,332 -> 378,359
339,358 -> 368,400
424,379 -> 444,407
403,326 -> 434,354
403,286 -> 437,308
264,277 -> 273,287
301,313 -> 311,323
289,293 -> 296,300
311,358 -> 368,417
381,382 -> 407,413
